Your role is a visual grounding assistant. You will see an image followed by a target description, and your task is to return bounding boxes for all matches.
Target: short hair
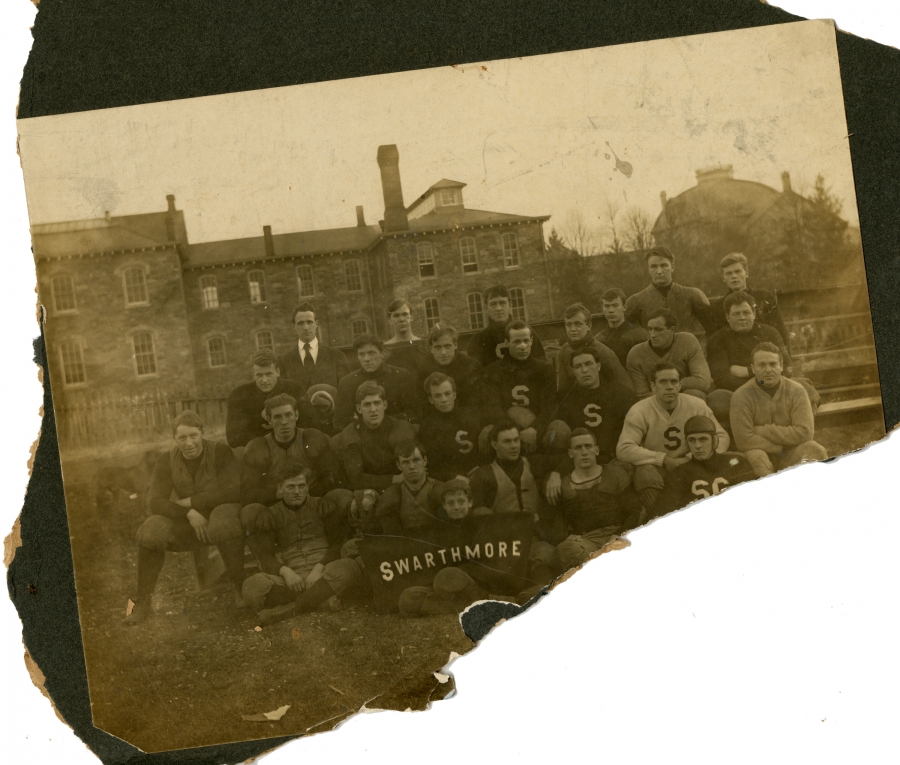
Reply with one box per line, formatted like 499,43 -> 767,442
505,319 -> 533,341
424,371 -> 456,395
264,393 -> 299,418
723,290 -> 757,314
564,302 -> 592,322
291,302 -> 317,324
440,478 -> 471,502
428,323 -> 458,347
751,342 -> 784,364
275,461 -> 312,486
720,252 -> 748,271
353,333 -> 384,352
651,361 -> 682,383
171,410 -> 204,435
394,439 -> 427,462
601,288 -> 626,304
484,284 -> 510,302
250,349 -> 279,370
355,380 -> 386,404
387,298 -> 410,316
569,346 -> 601,366
647,308 -> 677,328
569,427 -> 597,446
490,417 -> 520,443
645,245 -> 675,264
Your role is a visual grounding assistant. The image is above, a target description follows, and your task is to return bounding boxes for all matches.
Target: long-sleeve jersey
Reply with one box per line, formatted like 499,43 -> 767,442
626,333 -> 713,399
149,441 -> 239,520
373,477 -> 446,535
465,321 -> 547,368
384,340 -> 429,376
594,320 -> 649,366
416,352 -> 482,407
730,377 -> 815,455
537,381 -> 635,464
707,288 -> 790,349
555,336 -> 633,393
479,355 -> 556,423
558,472 -> 640,535
417,405 -> 484,480
654,451 -> 756,517
706,323 -> 794,392
624,282 -> 711,335
339,416 -> 417,491
225,378 -> 324,448
616,395 -> 729,467
334,363 -> 422,431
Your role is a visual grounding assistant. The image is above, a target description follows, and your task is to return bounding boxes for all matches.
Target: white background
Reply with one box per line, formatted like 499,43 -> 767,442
1,2 -> 897,763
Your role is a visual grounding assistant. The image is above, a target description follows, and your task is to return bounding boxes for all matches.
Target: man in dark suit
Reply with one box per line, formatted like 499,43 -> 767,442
278,302 -> 351,433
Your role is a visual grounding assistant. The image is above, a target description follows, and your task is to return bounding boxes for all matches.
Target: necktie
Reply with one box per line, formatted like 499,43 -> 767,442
303,343 -> 316,373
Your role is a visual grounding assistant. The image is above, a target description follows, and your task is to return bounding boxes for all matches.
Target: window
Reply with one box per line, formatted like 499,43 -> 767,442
133,332 -> 157,376
502,232 -> 520,268
424,298 -> 440,330
296,264 -> 315,297
200,275 -> 219,309
123,267 -> 148,305
459,237 -> 478,273
345,260 -> 363,292
440,187 -> 459,206
417,242 -> 436,278
52,275 -> 77,312
256,330 -> 274,351
509,287 -> 527,320
59,340 -> 85,385
467,293 -> 485,329
248,270 -> 266,303
208,336 -> 227,367
351,320 -> 368,338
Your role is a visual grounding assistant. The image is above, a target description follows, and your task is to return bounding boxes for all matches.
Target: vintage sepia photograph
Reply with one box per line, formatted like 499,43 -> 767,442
16,18 -> 884,753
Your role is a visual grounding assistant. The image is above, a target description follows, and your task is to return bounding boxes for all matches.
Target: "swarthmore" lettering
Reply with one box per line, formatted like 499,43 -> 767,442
378,539 -> 523,582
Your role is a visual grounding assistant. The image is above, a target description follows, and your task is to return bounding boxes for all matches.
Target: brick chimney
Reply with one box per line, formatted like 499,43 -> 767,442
781,171 -> 792,194
263,225 -> 275,258
377,144 -> 409,232
165,194 -> 177,241
356,205 -> 366,227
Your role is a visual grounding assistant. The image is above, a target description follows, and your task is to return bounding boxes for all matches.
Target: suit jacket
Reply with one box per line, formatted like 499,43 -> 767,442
279,341 -> 351,392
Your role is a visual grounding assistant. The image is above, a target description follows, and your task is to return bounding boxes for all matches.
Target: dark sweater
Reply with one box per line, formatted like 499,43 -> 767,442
480,355 -> 556,423
225,378 -> 324,448
384,340 -> 429,375
708,288 -> 790,349
149,442 -> 239,520
416,352 -> 482,407
334,363 -> 422,430
594,320 -> 649,366
655,451 -> 755,517
417,405 -> 484,480
706,323 -> 794,392
558,474 -> 636,535
340,416 -> 417,491
465,321 -> 547,369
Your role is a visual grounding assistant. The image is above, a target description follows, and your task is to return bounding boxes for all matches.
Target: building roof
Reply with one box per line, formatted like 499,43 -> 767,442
402,207 -> 550,234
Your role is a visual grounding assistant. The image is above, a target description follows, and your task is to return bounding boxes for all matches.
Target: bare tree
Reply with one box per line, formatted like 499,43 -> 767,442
559,209 -> 602,258
621,205 -> 655,252
600,196 -> 626,255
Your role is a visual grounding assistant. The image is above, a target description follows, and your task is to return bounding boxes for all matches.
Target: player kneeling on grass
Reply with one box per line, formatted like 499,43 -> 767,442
241,463 -> 365,626
554,429 -> 642,571
653,416 -> 756,520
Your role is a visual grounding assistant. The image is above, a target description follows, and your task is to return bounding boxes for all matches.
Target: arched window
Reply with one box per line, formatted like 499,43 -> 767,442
509,287 -> 527,320
207,336 -> 227,367
200,275 -> 219,309
351,319 -> 368,338
424,298 -> 440,330
467,293 -> 485,329
345,260 -> 363,292
248,270 -> 266,303
417,242 -> 436,278
256,330 -> 274,351
501,232 -> 520,268
59,339 -> 86,385
296,264 -> 315,297
459,237 -> 478,273
52,274 -> 77,312
123,267 -> 149,305
132,332 -> 157,376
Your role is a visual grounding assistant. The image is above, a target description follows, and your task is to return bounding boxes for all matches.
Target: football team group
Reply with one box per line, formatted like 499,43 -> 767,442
123,246 -> 826,625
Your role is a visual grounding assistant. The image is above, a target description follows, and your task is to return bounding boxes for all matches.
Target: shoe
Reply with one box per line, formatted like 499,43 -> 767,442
123,599 -> 151,626
326,595 -> 342,612
257,602 -> 298,627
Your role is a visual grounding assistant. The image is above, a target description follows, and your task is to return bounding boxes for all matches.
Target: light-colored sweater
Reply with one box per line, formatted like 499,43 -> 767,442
730,377 -> 815,455
624,282 -> 710,335
626,332 -> 712,399
616,394 -> 729,467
